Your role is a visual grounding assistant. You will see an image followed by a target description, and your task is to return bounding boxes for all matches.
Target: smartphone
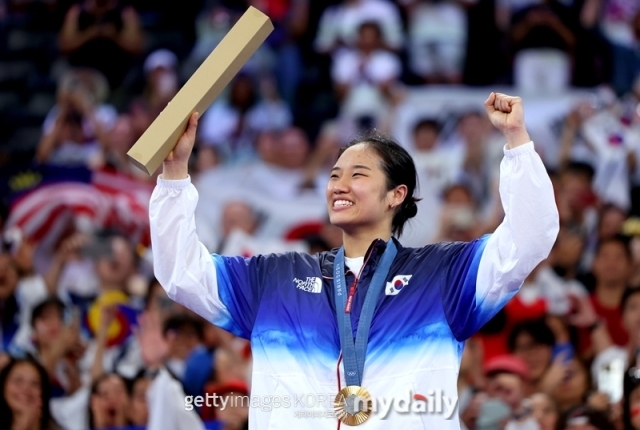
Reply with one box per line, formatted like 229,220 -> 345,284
597,358 -> 625,404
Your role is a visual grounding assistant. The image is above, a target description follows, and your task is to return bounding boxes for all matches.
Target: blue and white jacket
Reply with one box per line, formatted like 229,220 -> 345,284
149,142 -> 559,430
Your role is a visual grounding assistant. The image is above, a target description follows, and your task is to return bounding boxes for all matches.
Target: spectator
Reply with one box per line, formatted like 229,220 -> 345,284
128,371 -> 152,427
29,297 -> 84,398
582,235 -> 632,351
402,0 -> 468,84
510,1 -> 577,94
331,21 -> 402,137
432,183 -> 482,243
142,49 -> 179,116
0,243 -> 52,356
410,118 -> 459,194
89,372 -> 130,429
597,0 -> 640,95
0,356 -> 62,430
623,366 -> 640,430
314,0 -> 404,56
162,314 -> 204,380
508,319 -> 567,396
199,74 -> 292,164
447,110 -> 504,214
531,392 -> 559,430
554,405 -> 615,429
58,0 -> 144,89
549,358 -> 591,414
590,287 -> 640,397
200,381 -> 250,430
483,354 -> 540,429
36,69 -> 116,168
247,0 -> 309,108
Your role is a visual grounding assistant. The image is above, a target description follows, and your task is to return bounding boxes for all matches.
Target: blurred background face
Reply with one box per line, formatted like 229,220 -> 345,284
512,332 -> 552,381
33,306 -> 64,348
0,254 -> 18,301
592,241 -> 631,286
598,206 -> 626,240
4,362 -> 41,415
623,292 -> 640,339
443,185 -> 474,207
531,393 -> 558,430
458,113 -> 489,146
550,227 -> 585,270
256,132 -> 278,165
93,375 -> 129,421
146,280 -> 184,320
486,373 -> 524,410
552,359 -> 588,409
129,377 -> 150,426
560,173 -> 593,213
166,325 -> 201,361
221,202 -> 257,237
108,115 -> 135,156
277,128 -> 310,169
96,237 -> 135,288
413,125 -> 439,151
230,77 -> 254,110
357,23 -> 381,53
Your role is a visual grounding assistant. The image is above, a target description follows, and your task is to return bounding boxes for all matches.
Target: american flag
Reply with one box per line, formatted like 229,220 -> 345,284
1,164 -> 152,247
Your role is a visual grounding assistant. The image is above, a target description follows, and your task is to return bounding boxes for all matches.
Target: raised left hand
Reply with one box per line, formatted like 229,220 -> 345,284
484,92 -> 531,148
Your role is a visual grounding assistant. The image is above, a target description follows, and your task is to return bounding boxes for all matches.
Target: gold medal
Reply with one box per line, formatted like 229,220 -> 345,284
334,386 -> 373,426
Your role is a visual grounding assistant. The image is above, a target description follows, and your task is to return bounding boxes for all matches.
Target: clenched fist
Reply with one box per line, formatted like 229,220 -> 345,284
484,92 -> 531,149
162,111 -> 199,180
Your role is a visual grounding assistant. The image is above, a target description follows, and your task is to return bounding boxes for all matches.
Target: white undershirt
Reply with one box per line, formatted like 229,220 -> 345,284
345,256 -> 365,278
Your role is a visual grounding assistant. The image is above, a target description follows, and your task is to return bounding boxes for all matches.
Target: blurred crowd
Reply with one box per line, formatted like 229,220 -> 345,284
0,0 -> 640,429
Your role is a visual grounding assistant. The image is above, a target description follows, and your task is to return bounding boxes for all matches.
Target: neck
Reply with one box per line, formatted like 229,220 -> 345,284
342,227 -> 392,258
595,282 -> 626,307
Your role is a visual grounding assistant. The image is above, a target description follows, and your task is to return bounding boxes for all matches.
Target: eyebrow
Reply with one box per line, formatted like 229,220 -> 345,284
330,165 -> 372,172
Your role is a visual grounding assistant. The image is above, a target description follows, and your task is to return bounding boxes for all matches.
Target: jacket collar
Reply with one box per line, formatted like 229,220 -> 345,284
320,237 -> 402,279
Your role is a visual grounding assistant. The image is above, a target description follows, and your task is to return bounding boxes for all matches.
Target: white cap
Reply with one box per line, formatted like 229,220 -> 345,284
144,49 -> 178,74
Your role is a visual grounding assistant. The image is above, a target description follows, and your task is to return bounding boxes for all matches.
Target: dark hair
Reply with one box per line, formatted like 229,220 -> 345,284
0,356 -> 58,430
507,319 -> 556,352
89,373 -> 130,428
560,161 -> 596,183
358,20 -> 382,37
163,314 -> 205,341
555,405 -> 615,430
595,234 -> 632,261
338,131 -> 421,237
31,296 -> 65,328
621,287 -> 640,313
412,118 -> 442,136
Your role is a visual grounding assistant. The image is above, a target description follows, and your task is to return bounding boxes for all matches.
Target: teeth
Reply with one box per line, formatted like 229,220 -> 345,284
334,200 -> 353,207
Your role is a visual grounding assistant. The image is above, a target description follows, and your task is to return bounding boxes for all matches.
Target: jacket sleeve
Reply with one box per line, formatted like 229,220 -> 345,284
439,142 -> 559,341
149,176 -> 271,339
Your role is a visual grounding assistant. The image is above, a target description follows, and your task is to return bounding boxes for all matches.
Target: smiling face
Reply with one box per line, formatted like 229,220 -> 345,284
4,362 -> 42,416
326,143 -> 405,238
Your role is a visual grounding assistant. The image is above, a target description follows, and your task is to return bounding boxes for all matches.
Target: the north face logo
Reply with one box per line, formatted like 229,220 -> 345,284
293,277 -> 323,293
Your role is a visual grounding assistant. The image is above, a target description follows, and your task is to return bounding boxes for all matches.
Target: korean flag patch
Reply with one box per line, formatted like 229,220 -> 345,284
386,275 -> 413,296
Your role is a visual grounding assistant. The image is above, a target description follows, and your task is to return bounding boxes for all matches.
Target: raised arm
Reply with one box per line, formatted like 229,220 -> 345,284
441,93 -> 560,340
150,113 -> 236,331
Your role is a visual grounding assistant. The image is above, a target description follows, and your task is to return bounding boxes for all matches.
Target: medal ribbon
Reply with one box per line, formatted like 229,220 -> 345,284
334,239 -> 397,387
